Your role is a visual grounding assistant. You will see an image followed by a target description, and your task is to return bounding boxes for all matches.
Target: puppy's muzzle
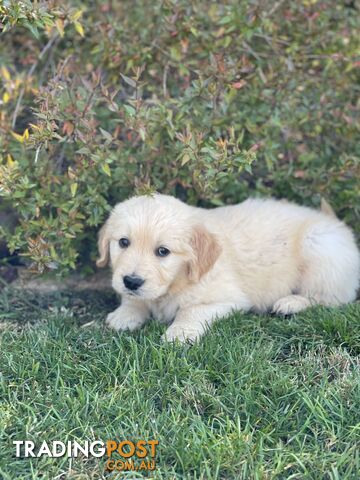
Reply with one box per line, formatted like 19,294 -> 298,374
123,275 -> 145,291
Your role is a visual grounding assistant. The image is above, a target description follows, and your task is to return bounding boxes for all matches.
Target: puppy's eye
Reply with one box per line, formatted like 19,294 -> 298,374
119,237 -> 130,248
156,246 -> 170,257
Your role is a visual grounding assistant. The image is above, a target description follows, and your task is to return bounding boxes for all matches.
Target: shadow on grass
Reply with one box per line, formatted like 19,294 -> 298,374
1,287 -> 359,355
0,287 -> 119,325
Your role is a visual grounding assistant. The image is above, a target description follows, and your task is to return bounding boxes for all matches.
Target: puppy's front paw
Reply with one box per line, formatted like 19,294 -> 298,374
106,307 -> 144,332
162,324 -> 202,343
272,295 -> 311,315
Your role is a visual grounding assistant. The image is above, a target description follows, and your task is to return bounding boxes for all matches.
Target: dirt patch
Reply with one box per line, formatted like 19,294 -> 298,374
10,267 -> 112,292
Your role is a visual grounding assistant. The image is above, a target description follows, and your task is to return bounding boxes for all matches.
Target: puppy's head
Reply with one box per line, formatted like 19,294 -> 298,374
97,194 -> 221,300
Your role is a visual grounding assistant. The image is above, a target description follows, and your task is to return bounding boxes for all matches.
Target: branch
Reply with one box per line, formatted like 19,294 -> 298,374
12,34 -> 59,129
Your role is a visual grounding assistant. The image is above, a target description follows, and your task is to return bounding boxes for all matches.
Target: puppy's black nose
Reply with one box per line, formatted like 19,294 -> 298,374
123,275 -> 145,291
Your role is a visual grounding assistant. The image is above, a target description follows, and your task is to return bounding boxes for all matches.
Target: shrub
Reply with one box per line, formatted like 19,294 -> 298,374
0,0 -> 359,273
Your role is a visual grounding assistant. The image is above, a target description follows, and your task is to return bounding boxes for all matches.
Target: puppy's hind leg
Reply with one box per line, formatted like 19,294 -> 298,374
273,222 -> 359,316
299,222 -> 360,307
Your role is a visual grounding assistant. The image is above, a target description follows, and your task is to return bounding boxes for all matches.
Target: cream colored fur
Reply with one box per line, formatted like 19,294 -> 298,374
97,194 -> 360,342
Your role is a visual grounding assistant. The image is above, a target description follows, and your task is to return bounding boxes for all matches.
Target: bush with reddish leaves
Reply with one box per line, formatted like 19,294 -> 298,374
0,1 -> 359,273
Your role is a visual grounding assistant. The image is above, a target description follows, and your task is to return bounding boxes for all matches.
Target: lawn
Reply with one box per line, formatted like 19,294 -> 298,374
0,287 -> 359,479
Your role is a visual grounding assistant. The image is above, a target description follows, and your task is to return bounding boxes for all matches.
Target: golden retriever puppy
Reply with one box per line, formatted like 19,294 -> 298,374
97,194 -> 359,342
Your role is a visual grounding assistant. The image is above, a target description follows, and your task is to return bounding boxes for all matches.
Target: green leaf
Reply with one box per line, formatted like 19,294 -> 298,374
124,105 -> 136,117
25,22 -> 40,39
99,128 -> 113,142
120,74 -> 137,88
101,164 -> 111,177
70,183 -> 78,197
181,153 -> 191,166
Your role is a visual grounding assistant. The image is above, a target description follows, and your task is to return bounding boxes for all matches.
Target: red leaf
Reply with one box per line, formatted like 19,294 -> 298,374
231,80 -> 246,89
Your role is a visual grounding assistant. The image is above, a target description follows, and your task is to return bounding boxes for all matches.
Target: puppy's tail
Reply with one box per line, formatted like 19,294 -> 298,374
320,198 -> 337,218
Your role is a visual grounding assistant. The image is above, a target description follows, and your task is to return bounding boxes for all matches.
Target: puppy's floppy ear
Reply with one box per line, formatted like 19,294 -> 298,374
188,225 -> 222,282
96,221 -> 111,267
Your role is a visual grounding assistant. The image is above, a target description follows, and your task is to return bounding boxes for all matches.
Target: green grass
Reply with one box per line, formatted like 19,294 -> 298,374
0,287 -> 359,479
